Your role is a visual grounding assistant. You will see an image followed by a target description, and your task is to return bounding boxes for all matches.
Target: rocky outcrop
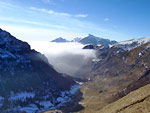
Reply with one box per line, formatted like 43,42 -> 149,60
82,45 -> 98,49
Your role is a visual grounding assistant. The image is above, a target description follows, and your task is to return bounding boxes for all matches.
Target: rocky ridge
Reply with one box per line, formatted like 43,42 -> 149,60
0,28 -> 76,112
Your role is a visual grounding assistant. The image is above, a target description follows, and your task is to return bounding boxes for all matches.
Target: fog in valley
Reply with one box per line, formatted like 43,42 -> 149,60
28,41 -> 96,76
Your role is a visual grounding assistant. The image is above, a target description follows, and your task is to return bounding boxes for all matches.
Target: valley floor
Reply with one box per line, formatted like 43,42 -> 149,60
45,75 -> 150,113
77,76 -> 120,113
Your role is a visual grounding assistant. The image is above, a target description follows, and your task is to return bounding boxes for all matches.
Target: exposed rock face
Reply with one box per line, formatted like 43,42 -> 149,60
0,28 -> 75,112
97,84 -> 150,113
82,45 -> 98,49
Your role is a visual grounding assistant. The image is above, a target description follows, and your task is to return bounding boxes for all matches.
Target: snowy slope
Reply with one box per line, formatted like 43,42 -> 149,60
112,37 -> 150,51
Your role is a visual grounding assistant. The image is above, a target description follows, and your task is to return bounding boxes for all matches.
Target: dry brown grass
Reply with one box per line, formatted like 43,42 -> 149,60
97,84 -> 150,113
77,75 -> 134,113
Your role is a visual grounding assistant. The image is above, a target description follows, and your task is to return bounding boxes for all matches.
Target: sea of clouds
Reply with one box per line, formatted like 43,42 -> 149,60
28,41 -> 96,76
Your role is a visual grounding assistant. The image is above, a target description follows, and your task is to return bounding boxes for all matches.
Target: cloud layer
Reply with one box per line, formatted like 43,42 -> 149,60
28,41 -> 96,76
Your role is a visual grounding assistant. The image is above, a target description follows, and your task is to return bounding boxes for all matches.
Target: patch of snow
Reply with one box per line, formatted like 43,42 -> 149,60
92,58 -> 101,62
139,52 -> 142,57
56,97 -> 66,103
56,83 -> 80,108
76,81 -> 83,85
79,102 -> 85,105
39,101 -> 54,109
69,84 -> 80,95
138,44 -> 150,58
109,44 -> 113,48
15,105 -> 38,113
9,92 -> 35,102
116,50 -> 120,54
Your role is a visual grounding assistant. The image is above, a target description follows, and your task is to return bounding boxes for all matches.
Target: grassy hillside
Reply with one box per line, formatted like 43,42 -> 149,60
98,84 -> 150,113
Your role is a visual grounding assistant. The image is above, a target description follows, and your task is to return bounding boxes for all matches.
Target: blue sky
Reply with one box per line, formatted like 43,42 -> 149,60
0,0 -> 149,41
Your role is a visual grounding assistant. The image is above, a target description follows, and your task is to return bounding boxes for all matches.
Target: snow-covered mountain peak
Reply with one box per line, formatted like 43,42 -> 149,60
119,37 -> 150,45
112,37 -> 150,51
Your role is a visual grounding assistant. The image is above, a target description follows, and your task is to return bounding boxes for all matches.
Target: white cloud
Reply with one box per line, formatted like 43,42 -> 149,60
104,18 -> 109,21
75,14 -> 88,18
0,1 -> 19,9
0,17 -> 68,30
28,41 -> 96,76
29,6 -> 88,18
30,6 -> 71,17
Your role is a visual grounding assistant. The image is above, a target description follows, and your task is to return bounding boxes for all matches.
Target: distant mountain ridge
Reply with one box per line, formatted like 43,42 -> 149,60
112,37 -> 150,50
51,34 -> 117,48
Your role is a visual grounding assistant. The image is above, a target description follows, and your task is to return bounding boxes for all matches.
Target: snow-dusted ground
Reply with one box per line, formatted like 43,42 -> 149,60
56,84 -> 80,108
118,37 -> 150,45
112,37 -> 150,51
15,105 -> 38,113
39,101 -> 54,109
9,91 -> 35,102
92,58 -> 101,63
7,83 -> 80,113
